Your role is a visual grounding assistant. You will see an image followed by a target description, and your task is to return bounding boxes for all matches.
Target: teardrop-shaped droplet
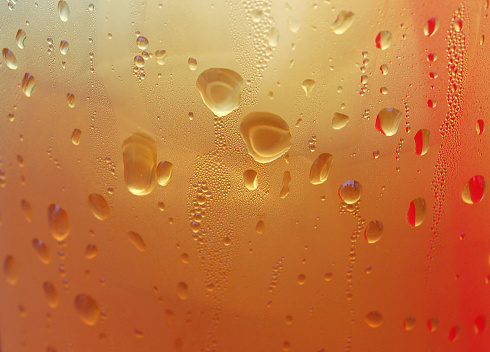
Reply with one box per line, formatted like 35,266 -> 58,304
243,169 -> 258,190
128,231 -> 146,252
375,30 -> 392,50
330,10 -> 355,34
2,48 -> 18,70
32,239 -> 51,264
21,73 -> 36,97
122,133 -> 157,196
3,255 -> 18,285
155,49 -> 167,65
365,311 -> 383,328
375,108 -> 403,136
462,175 -> 486,204
414,129 -> 430,155
240,112 -> 291,163
407,198 -> 426,227
156,161 -> 173,186
16,29 -> 27,49
43,281 -> 59,308
47,204 -> 70,241
364,220 -> 383,244
309,153 -> 334,185
177,282 -> 188,300
21,199 -> 32,222
88,193 -> 110,221
74,294 -> 100,326
134,55 -> 145,68
301,79 -> 315,97
338,180 -> 361,204
403,317 -> 416,331
60,40 -> 69,55
332,112 -> 350,130
58,0 -> 70,22
196,68 -> 244,117
424,17 -> 440,37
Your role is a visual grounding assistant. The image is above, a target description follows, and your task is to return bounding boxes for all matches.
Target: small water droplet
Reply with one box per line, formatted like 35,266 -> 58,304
427,53 -> 438,62
2,48 -> 18,69
365,311 -> 383,328
380,64 -> 389,75
448,325 -> 461,341
474,315 -> 487,334
332,112 -> 349,130
243,169 -> 258,190
21,73 -> 36,97
156,161 -> 173,186
158,202 -> 165,211
280,171 -> 291,199
88,193 -> 110,221
301,79 -> 315,97
134,55 -> 145,68
223,236 -> 232,246
60,40 -> 69,55
21,200 -> 32,222
364,220 -> 383,243
251,9 -> 263,22
297,274 -> 306,285
309,153 -> 334,185
66,92 -> 75,108
414,129 -> 430,155
453,19 -> 463,32
177,282 -> 188,300
128,231 -> 146,252
407,198 -> 426,227
462,175 -> 486,204
375,30 -> 392,50
3,255 -> 18,285
43,281 -> 59,308
476,120 -> 485,135
88,3 -> 94,11
256,220 -> 265,234
330,10 -> 355,34
74,294 -> 100,326
338,180 -> 361,204
85,244 -> 98,259
429,71 -> 438,79
71,128 -> 81,145
136,36 -> 149,50
32,239 -> 51,264
267,27 -> 279,47
155,49 -> 167,65
380,86 -> 388,95
427,318 -> 439,332
403,316 -> 416,331
373,150 -> 380,159
427,99 -> 437,108
288,17 -> 300,33
122,133 -> 157,196
324,272 -> 333,281
16,29 -> 26,49
47,204 -> 70,241
188,57 -> 197,71
375,108 -> 403,136
424,17 -> 440,37
58,0 -> 70,22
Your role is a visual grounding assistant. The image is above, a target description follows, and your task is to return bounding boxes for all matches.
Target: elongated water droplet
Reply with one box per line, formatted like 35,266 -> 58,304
365,311 -> 383,328
427,318 -> 439,332
60,40 -> 69,55
188,57 -> 197,71
66,92 -> 75,108
288,17 -> 300,33
301,79 -> 315,97
155,49 -> 167,65
380,64 -> 389,75
16,29 -> 26,49
85,244 -> 98,259
156,161 -> 173,186
331,10 -> 355,34
177,282 -> 188,300
268,27 -> 279,47
71,128 -> 81,145
364,220 -> 383,244
338,180 -> 361,204
196,68 -> 244,117
43,281 -> 59,308
58,0 -> 70,22
243,169 -> 258,190
122,133 -> 157,196
375,30 -> 392,50
280,171 -> 291,199
21,200 -> 32,222
407,198 -> 426,227
453,19 -> 463,32
21,73 -> 36,97
462,175 -> 486,204
128,231 -> 146,252
74,294 -> 100,326
136,36 -> 149,50
476,120 -> 485,135
2,48 -> 18,69
309,153 -> 334,185
414,129 -> 430,155
256,220 -> 265,234
240,112 -> 291,163
3,255 -> 18,285
47,204 -> 70,241
32,239 -> 51,264
448,325 -> 461,341
88,194 -> 110,221
424,17 -> 440,37
375,108 -> 403,136
332,112 -> 349,130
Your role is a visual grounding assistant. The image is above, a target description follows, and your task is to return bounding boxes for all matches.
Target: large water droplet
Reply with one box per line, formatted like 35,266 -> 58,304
424,17 -> 440,37
256,220 -> 265,234
136,36 -> 149,50
58,0 -> 70,22
243,169 -> 258,190
407,198 -> 426,227
43,281 -> 59,308
155,49 -> 167,65
268,27 -> 279,47
32,239 -> 51,264
88,193 -> 110,221
240,112 -> 291,163
177,282 -> 188,300
280,171 -> 291,199
85,244 -> 98,259
74,294 -> 100,326
375,30 -> 392,50
365,311 -> 383,328
301,79 -> 315,97
156,161 -> 173,186
16,29 -> 26,49
122,133 -> 157,196
414,129 -> 430,155
462,175 -> 486,204
21,200 -> 32,222
21,73 -> 36,97
134,55 -> 145,68
2,48 -> 18,70
196,68 -> 244,117
60,40 -> 69,55
364,220 -> 383,244
332,112 -> 350,130
338,180 -> 361,204
474,315 -> 487,334
375,108 -> 403,136
309,153 -> 334,185
128,231 -> 146,252
71,128 -> 82,145
3,255 -> 18,285
47,204 -> 70,241
330,10 -> 355,34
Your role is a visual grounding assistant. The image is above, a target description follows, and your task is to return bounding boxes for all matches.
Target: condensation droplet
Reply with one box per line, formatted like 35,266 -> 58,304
32,239 -> 51,264
85,244 -> 98,259
134,55 -> 145,68
297,274 -> 306,285
71,128 -> 82,145
373,150 -> 380,159
88,193 -> 110,221
43,281 -> 59,308
375,108 -> 403,136
364,220 -> 383,244
403,316 -> 416,331
375,30 -> 392,50
380,64 -> 389,75
332,112 -> 349,130
156,161 -> 173,186
2,48 -> 18,69
243,169 -> 258,190
338,180 -> 361,204
155,49 -> 167,65
427,53 -> 438,62
476,120 -> 485,135
21,73 -> 36,97
474,315 -> 487,334
188,57 -> 197,71
365,311 -> 383,328
136,36 -> 149,50
424,17 -> 440,37
427,318 -> 439,332
427,99 -> 437,108
407,198 -> 426,227
177,282 -> 188,300
453,19 -> 463,32
414,129 -> 430,155
380,87 -> 388,95
58,0 -> 70,22
256,220 -> 265,234
268,27 -> 279,47
330,10 -> 355,34
301,79 -> 315,97
280,171 -> 291,199
47,204 -> 70,241
122,133 -> 157,196
16,29 -> 26,49
74,294 -> 100,326
66,92 -> 75,108
462,175 -> 486,204
60,40 -> 69,55
21,199 -> 32,222
309,153 -> 334,185
3,255 -> 18,285
288,17 -> 300,33
448,325 -> 461,342
128,231 -> 146,252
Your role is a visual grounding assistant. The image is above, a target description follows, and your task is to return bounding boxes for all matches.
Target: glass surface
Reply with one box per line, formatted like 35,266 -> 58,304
1,1 -> 489,351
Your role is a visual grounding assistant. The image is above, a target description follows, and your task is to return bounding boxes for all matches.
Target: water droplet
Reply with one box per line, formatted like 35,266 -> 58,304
3,255 -> 18,285
156,161 -> 173,186
309,153 -> 334,185
407,198 -> 426,227
243,169 -> 258,190
480,35 -> 485,45
223,236 -> 232,246
267,27 -> 279,47
301,79 -> 315,97
380,64 -> 389,75
427,318 -> 439,332
280,171 -> 291,199
155,49 -> 167,65
136,36 -> 149,50
448,325 -> 461,341
16,29 -> 26,49
380,86 -> 388,95
71,128 -> 81,145
21,200 -> 32,222
188,57 -> 197,71
85,244 -> 98,259
453,19 -> 463,32
403,316 -> 416,331
288,17 -> 300,33
32,239 -> 51,264
427,99 -> 437,108
429,71 -> 438,79
427,53 -> 438,62
134,55 -> 145,68
59,40 -> 69,55
297,274 -> 306,285
58,0 -> 70,22
375,108 -> 403,136
158,202 -> 165,211
373,150 -> 380,159
332,112 -> 349,130
285,315 -> 293,325
122,133 -> 157,196
21,73 -> 36,97
74,294 -> 100,326
251,9 -> 263,22
47,204 -> 70,241
128,231 -> 146,252
364,220 -> 383,244
424,17 -> 440,37
338,180 -> 361,204
476,120 -> 485,135
365,311 -> 383,328
88,3 -> 94,11
414,129 -> 430,155
240,112 -> 291,163
66,92 -> 75,108
324,272 -> 333,281
256,220 -> 265,234
330,10 -> 355,34
462,175 -> 486,204
43,281 -> 59,308
196,68 -> 244,117
177,282 -> 188,300
2,48 -> 18,69
88,193 -> 110,221
375,30 -> 392,50
474,315 -> 487,334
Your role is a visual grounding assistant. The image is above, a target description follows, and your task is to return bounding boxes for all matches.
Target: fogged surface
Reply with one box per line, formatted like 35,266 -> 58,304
1,0 -> 490,351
